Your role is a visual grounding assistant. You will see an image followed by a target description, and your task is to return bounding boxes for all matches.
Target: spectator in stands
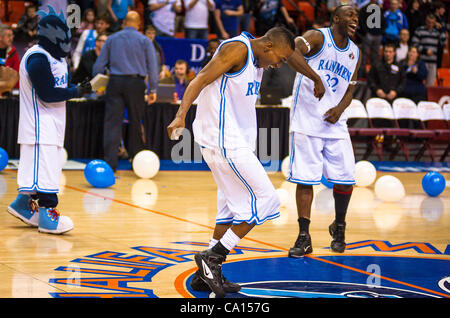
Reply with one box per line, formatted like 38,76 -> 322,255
72,34 -> 109,85
201,38 -> 220,68
383,0 -> 408,45
0,24 -> 19,90
72,14 -> 111,70
148,0 -> 183,37
214,0 -> 244,39
367,42 -> 405,103
253,0 -> 295,36
77,8 -> 96,36
396,28 -> 410,63
144,24 -> 170,79
160,59 -> 194,100
399,45 -> 428,103
411,13 -> 447,86
184,0 -> 215,40
358,0 -> 386,78
405,0 -> 424,38
0,66 -> 18,94
240,0 -> 256,32
108,0 -> 134,32
14,4 -> 39,45
433,1 -> 446,68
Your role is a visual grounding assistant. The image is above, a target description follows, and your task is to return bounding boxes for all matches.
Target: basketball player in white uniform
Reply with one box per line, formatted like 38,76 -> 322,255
7,6 -> 91,234
286,5 -> 362,257
167,27 -> 324,297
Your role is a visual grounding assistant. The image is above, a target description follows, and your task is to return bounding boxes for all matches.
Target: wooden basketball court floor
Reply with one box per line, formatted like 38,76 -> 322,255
0,168 -> 449,298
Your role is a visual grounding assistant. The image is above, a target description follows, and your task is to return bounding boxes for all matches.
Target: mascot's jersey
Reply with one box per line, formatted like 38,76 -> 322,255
18,45 -> 69,147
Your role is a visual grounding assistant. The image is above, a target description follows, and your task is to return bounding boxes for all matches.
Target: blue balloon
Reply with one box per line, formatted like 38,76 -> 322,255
0,147 -> 8,172
321,175 -> 334,189
84,160 -> 115,188
421,172 -> 446,197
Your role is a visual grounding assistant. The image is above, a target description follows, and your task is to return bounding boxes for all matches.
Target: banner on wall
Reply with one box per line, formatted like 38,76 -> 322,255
155,36 -> 208,74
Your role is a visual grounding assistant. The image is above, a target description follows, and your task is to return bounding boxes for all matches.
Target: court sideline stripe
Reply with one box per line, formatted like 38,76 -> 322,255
64,184 -> 450,299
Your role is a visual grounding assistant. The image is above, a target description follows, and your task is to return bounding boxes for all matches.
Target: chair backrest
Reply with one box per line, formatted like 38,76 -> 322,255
417,101 -> 448,129
438,95 -> 450,108
392,98 -> 420,120
443,103 -> 450,121
365,98 -> 395,119
344,99 -> 368,119
417,101 -> 446,121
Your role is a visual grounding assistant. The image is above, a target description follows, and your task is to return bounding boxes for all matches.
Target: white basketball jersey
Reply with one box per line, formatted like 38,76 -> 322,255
193,32 -> 264,152
18,45 -> 69,147
290,28 -> 359,138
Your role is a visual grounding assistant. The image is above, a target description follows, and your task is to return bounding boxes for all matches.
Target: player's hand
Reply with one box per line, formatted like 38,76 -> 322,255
147,93 -> 157,105
167,116 -> 185,140
324,105 -> 344,124
313,78 -> 325,100
77,80 -> 92,96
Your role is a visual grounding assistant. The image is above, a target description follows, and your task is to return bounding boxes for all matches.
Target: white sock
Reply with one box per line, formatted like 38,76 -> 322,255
219,228 -> 241,252
208,238 -> 218,249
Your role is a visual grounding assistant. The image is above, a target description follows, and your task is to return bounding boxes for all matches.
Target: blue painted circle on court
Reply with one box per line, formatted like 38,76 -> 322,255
187,255 -> 450,298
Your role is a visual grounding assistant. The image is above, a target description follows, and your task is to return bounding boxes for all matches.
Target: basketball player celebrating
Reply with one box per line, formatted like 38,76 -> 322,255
167,27 -> 324,297
286,5 -> 361,257
7,6 -> 92,234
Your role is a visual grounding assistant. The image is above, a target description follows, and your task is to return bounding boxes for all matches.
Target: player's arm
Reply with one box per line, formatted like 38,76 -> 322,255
324,49 -> 362,124
27,53 -> 91,103
167,42 -> 247,139
287,30 -> 325,100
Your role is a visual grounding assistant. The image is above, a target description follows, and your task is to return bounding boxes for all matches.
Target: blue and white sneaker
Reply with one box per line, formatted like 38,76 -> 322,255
38,207 -> 74,234
7,194 -> 39,227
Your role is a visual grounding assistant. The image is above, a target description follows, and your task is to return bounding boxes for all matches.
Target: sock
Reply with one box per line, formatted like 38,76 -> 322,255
298,217 -> 310,233
36,192 -> 58,208
212,228 -> 240,257
208,238 -> 218,249
333,188 -> 353,224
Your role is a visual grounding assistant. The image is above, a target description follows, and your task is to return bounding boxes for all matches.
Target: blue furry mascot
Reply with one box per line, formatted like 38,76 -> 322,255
7,5 -> 92,234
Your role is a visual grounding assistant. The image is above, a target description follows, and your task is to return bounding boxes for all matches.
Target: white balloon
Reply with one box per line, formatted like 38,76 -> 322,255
354,160 -> 377,187
276,188 -> 289,207
281,156 -> 290,178
374,175 -> 405,202
132,150 -> 160,179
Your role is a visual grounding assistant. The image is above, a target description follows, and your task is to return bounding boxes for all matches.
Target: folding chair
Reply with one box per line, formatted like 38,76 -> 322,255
365,98 -> 410,160
436,68 -> 450,86
392,98 -> 436,161
417,101 -> 450,162
344,99 -> 372,157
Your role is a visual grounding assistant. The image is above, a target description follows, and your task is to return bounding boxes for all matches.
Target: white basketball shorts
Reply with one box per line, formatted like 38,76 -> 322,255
17,144 -> 63,194
286,132 -> 355,185
201,146 -> 280,225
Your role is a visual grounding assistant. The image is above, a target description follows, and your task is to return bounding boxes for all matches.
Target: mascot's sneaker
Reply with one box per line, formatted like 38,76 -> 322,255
38,207 -> 74,234
7,194 -> 39,227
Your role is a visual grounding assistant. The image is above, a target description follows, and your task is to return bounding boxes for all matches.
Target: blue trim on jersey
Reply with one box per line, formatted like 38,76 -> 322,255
218,76 -> 228,156
288,132 -> 295,179
240,32 -> 256,65
327,178 -> 356,185
232,211 -> 280,226
327,27 -> 350,52
216,217 -> 234,224
304,29 -> 326,61
222,40 -> 251,78
286,177 -> 321,185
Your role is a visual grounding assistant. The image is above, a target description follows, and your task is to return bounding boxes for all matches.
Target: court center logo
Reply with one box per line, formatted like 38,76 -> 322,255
49,241 -> 450,298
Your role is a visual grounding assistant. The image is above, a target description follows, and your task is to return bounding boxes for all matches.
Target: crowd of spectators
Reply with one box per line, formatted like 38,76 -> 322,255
0,0 -> 448,105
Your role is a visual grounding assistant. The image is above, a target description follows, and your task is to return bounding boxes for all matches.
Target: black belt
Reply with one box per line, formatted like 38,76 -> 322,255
111,74 -> 145,79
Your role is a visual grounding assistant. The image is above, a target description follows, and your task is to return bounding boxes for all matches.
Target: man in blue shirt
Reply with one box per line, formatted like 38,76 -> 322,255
214,0 -> 243,39
108,0 -> 134,32
383,0 -> 408,44
93,11 -> 159,172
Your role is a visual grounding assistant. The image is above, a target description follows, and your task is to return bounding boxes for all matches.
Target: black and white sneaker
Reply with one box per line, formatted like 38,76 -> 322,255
288,232 -> 313,258
190,270 -> 241,293
194,249 -> 226,298
329,221 -> 346,253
